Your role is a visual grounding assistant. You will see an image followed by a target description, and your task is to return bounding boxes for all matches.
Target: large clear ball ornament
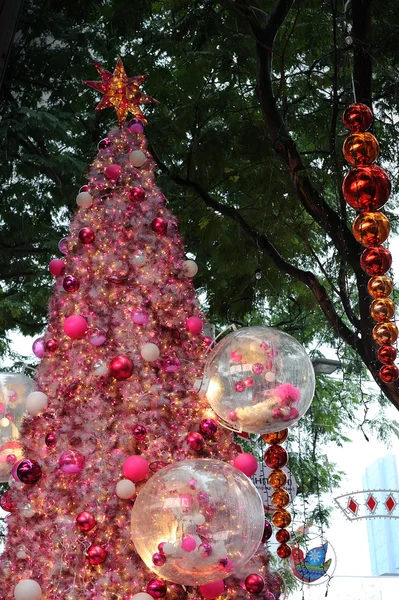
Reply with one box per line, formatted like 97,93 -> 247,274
131,459 -> 264,586
203,326 -> 315,434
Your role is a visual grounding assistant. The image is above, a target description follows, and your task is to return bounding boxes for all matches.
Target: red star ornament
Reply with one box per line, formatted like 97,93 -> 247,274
84,57 -> 157,126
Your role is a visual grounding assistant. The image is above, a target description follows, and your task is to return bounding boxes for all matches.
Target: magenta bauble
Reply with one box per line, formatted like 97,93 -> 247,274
127,118 -> 144,133
59,450 -> 85,474
151,217 -> 168,235
152,552 -> 167,566
133,424 -> 147,440
181,536 -> 196,552
132,311 -> 149,325
186,316 -> 203,335
63,275 -> 80,292
262,520 -> 273,542
87,544 -> 107,565
128,186 -> 146,202
45,432 -> 56,447
45,338 -> 58,352
58,237 -> 69,254
198,580 -> 225,599
186,432 -> 205,451
245,574 -> 265,594
17,459 -> 43,485
0,490 -> 15,512
32,337 -> 45,358
109,355 -> 134,380
123,455 -> 149,482
105,163 -> 122,181
64,315 -> 88,339
233,453 -> 258,477
78,227 -> 96,244
48,258 -> 65,276
146,579 -> 167,599
76,511 -> 96,532
200,418 -> 218,437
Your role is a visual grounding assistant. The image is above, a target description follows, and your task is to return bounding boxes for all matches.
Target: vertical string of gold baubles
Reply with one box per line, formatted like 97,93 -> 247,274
342,103 -> 398,383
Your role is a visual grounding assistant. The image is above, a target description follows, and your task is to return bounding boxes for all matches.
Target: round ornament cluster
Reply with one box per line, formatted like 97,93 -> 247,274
204,326 -> 315,433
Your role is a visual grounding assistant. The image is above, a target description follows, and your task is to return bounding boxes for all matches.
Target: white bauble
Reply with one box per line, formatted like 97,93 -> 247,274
26,391 -> 48,416
76,191 -> 93,208
183,259 -> 198,277
1,417 -> 10,427
194,513 -> 206,526
14,579 -> 42,600
131,594 -> 154,600
116,479 -> 136,499
129,150 -> 146,168
141,343 -> 160,362
132,250 -> 147,267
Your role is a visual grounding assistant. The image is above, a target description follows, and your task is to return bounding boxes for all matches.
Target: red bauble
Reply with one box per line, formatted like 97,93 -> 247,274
378,345 -> 397,364
63,275 -> 80,292
76,511 -> 96,532
78,227 -> 96,244
147,578 -> 167,599
276,543 -> 291,559
262,520 -> 273,542
360,246 -> 392,276
245,574 -> 265,594
105,163 -> 122,181
133,424 -> 147,440
87,544 -> 107,565
186,432 -> 205,451
0,490 -> 15,512
17,459 -> 42,484
379,364 -> 399,383
128,186 -> 145,202
264,445 -> 288,469
342,165 -> 391,211
109,356 -> 133,380
275,528 -> 290,543
48,258 -> 65,276
200,418 -> 218,437
45,432 -> 56,447
342,103 -> 373,132
45,338 -> 58,352
152,217 -> 168,235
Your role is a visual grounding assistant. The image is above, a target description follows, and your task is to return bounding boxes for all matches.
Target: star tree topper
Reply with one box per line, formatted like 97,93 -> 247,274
84,57 -> 157,127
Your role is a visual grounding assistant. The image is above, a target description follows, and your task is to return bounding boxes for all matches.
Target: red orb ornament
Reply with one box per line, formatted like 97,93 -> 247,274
276,543 -> 291,559
63,275 -> 80,293
109,355 -> 133,380
78,227 -> 96,244
17,459 -> 42,484
128,186 -> 145,202
360,246 -> 392,276
379,364 -> 399,383
342,103 -> 373,132
264,445 -> 288,469
186,432 -> 205,451
245,574 -> 265,594
377,345 -> 397,364
45,338 -> 58,352
105,163 -> 122,181
147,578 -> 167,599
0,490 -> 15,512
342,165 -> 391,211
275,528 -> 290,543
151,217 -> 168,235
76,511 -> 96,532
87,544 -> 107,565
200,418 -> 218,437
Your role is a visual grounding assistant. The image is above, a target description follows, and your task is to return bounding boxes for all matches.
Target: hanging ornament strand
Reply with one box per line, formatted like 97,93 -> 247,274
342,103 -> 398,383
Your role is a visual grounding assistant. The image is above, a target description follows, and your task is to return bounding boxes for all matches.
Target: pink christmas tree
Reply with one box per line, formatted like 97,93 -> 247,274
0,60 -> 275,600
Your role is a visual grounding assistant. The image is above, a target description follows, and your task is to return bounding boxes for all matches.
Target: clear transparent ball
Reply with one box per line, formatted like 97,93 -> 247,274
131,459 -> 264,586
204,326 -> 315,434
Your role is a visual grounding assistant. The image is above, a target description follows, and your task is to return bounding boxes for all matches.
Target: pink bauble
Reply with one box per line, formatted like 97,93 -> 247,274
186,316 -> 203,335
152,552 -> 166,566
63,275 -> 80,292
128,186 -> 146,202
245,574 -> 265,594
123,455 -> 149,482
0,490 -> 15,512
48,258 -> 65,276
87,544 -> 107,565
58,237 -> 69,254
234,453 -> 258,477
146,579 -> 167,599
11,459 -> 24,481
32,337 -> 45,358
78,227 -> 95,244
109,355 -> 134,380
198,580 -> 225,599
234,381 -> 245,392
200,418 -> 218,437
151,217 -> 168,235
133,424 -> 147,440
186,432 -> 205,451
45,432 -> 56,447
45,338 -> 58,352
127,119 -> 144,133
132,311 -> 149,325
76,511 -> 96,532
59,449 -> 85,474
105,163 -> 122,181
181,536 -> 197,552
87,327 -> 107,346
17,459 -> 42,484
64,315 -> 88,339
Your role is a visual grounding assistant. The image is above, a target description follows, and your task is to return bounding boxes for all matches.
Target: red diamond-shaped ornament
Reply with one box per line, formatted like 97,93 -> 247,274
366,494 -> 377,513
385,495 -> 396,513
348,497 -> 359,515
